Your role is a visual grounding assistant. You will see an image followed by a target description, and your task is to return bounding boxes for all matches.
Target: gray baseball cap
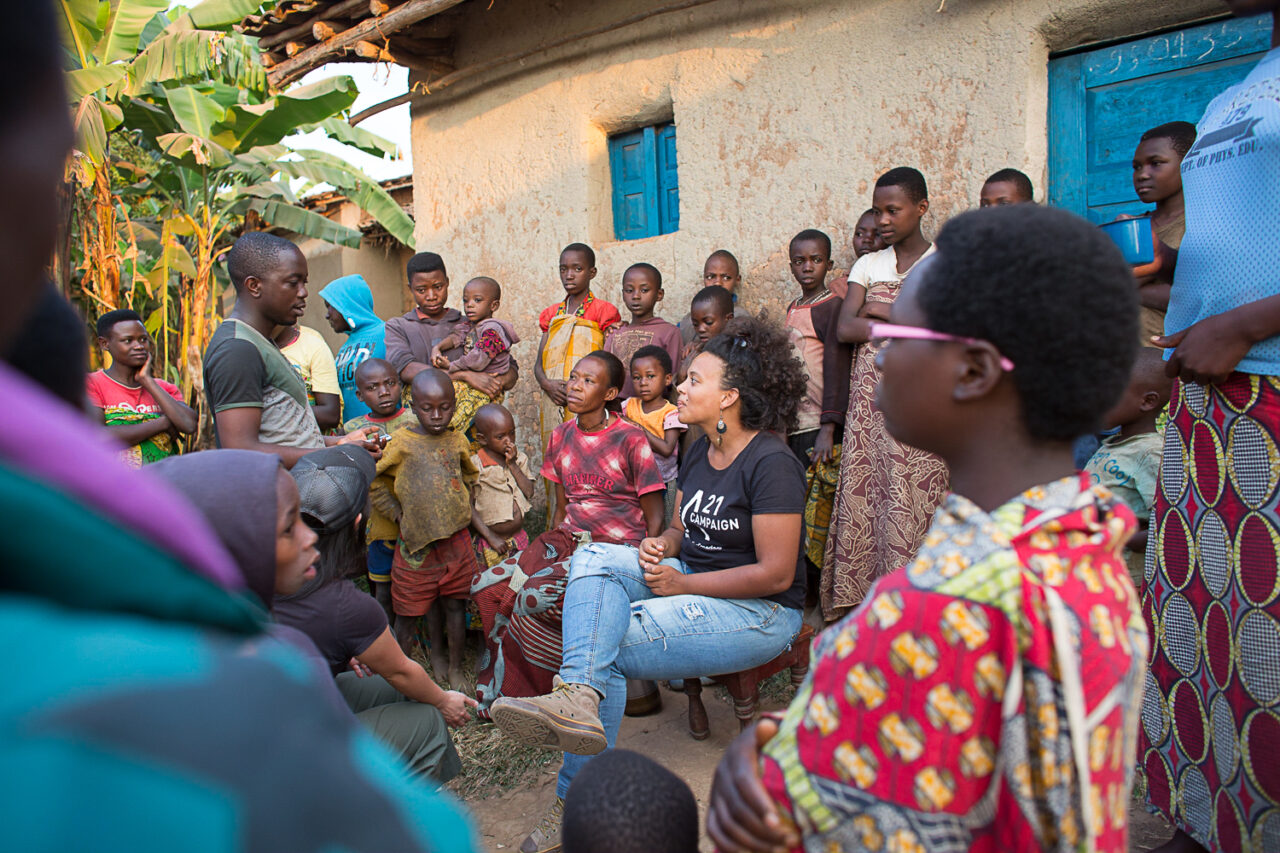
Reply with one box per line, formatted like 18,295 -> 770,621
290,446 -> 376,535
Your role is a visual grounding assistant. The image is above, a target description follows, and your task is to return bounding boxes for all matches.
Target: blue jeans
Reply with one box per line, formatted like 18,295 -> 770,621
555,542 -> 803,796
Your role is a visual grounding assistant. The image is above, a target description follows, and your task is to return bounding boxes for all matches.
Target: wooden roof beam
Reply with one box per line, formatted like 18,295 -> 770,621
257,0 -> 369,49
267,0 -> 467,88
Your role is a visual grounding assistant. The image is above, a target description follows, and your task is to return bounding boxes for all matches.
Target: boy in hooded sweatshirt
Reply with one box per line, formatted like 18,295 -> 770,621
320,274 -> 386,422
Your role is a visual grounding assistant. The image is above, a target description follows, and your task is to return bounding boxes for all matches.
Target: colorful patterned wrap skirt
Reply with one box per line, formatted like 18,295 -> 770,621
1141,374 -> 1280,852
470,528 -> 586,716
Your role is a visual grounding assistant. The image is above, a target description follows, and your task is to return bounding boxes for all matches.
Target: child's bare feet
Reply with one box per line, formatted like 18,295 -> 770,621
448,665 -> 467,691
430,651 -> 450,681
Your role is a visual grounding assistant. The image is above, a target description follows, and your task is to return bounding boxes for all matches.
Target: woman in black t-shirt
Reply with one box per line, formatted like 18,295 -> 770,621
491,316 -> 811,845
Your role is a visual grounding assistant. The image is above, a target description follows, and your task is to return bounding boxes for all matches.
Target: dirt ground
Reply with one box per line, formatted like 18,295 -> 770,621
459,685 -> 1176,852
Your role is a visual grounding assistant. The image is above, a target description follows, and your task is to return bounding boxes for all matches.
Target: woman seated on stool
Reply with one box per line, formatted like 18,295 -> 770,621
491,315 -> 809,853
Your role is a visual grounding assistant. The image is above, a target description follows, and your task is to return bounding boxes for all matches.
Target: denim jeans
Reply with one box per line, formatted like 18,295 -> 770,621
555,542 -> 803,796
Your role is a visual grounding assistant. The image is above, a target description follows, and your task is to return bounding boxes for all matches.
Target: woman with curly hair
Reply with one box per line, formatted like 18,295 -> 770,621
491,315 -> 809,853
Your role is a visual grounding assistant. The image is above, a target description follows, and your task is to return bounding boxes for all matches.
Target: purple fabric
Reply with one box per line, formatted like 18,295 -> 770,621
0,362 -> 242,589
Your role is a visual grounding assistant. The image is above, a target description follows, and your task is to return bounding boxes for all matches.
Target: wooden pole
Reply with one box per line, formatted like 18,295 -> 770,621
268,0 -> 467,88
258,0 -> 369,50
350,0 -> 722,125
312,20 -> 341,41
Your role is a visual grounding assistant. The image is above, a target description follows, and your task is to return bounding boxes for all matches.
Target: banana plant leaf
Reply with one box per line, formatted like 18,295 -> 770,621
172,0 -> 268,31
59,0 -> 109,66
233,196 -> 364,249
157,131 -> 233,169
67,65 -> 128,100
96,0 -> 171,64
125,30 -> 266,97
164,86 -> 226,137
215,77 -> 360,153
280,150 -> 415,247
297,118 -> 400,159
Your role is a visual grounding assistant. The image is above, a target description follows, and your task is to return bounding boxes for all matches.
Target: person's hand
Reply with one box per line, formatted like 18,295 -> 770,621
348,657 -> 373,678
643,558 -> 685,597
502,440 -> 518,465
1155,311 -> 1253,386
432,353 -> 451,370
465,371 -> 504,400
486,535 -> 510,557
338,427 -> 383,460
812,425 -> 835,465
708,719 -> 797,853
438,689 -> 479,727
544,379 -> 568,407
857,301 -> 891,321
637,537 -> 667,571
1133,237 -> 1177,284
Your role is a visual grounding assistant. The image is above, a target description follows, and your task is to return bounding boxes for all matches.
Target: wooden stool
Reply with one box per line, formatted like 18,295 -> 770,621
683,624 -> 815,740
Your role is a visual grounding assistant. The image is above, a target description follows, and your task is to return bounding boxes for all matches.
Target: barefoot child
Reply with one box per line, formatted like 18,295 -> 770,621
621,346 -> 683,522
534,243 -> 621,499
371,369 -> 480,689
87,309 -> 197,466
822,167 -> 949,622
386,254 -> 513,438
681,250 -> 742,346
429,275 -> 521,440
604,263 -> 681,399
430,276 -> 520,380
468,403 -> 535,569
978,167 -> 1035,207
342,358 -> 417,619
784,230 -> 851,609
711,204 -> 1148,853
1084,347 -> 1170,590
784,229 -> 849,465
1130,121 -> 1196,346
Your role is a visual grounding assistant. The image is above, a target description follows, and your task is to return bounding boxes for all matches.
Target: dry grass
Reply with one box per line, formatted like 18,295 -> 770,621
444,719 -> 560,801
406,629 -> 558,802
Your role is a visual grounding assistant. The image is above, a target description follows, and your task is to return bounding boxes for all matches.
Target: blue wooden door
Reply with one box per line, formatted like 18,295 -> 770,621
1048,16 -> 1271,222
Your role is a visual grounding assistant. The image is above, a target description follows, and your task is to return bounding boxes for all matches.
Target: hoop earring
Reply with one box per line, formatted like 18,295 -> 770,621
716,416 -> 727,447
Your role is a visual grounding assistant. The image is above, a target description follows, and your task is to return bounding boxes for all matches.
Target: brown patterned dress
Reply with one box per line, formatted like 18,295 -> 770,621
820,246 -> 949,621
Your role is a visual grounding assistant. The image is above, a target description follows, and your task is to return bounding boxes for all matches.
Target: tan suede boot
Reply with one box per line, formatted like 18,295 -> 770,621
519,796 -> 564,853
491,675 -> 606,755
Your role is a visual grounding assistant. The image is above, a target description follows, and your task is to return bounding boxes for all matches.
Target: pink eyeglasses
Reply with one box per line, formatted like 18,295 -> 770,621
868,322 -> 1016,371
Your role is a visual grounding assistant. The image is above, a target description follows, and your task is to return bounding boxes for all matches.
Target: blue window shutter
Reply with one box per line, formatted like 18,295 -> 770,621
609,127 -> 658,240
656,123 -> 679,235
1048,16 -> 1270,222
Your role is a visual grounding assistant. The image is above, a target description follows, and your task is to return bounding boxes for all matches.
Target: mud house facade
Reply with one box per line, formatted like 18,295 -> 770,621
243,0 -> 1272,494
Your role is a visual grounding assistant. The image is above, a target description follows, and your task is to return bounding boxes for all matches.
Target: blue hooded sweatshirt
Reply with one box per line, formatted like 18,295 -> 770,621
319,274 -> 385,421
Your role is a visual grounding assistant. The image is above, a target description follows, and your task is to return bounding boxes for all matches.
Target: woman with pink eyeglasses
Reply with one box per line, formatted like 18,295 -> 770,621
821,166 -> 950,623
